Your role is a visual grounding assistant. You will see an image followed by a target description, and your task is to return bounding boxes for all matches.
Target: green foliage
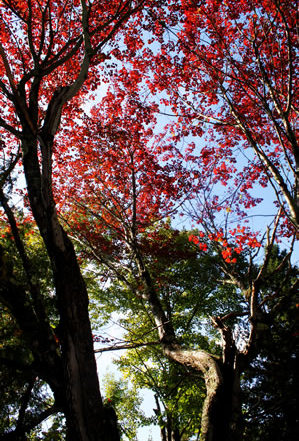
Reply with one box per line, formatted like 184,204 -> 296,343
115,346 -> 204,441
2,211 -> 297,441
93,233 -> 298,440
242,246 -> 299,441
0,303 -> 32,433
102,374 -> 148,441
0,218 -> 56,318
92,225 -> 245,439
0,219 -> 65,439
91,225 -> 243,342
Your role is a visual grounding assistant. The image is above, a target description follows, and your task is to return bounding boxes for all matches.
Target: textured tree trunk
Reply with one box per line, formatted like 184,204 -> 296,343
136,252 -> 244,441
200,366 -> 242,441
164,347 -> 243,441
22,135 -> 120,441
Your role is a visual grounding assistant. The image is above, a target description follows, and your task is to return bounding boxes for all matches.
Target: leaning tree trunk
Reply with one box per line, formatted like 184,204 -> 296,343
135,259 -> 243,441
164,346 -> 243,441
22,133 -> 120,441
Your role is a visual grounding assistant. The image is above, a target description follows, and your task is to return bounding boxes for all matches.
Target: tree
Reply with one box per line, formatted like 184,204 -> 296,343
92,225 -> 238,441
1,1 -> 297,440
55,67 -> 298,439
94,237 -> 298,441
137,0 -> 298,232
105,3 -> 298,436
242,246 -> 299,441
0,1 -> 147,439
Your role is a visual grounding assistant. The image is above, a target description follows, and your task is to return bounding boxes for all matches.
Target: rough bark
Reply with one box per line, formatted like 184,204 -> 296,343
20,132 -> 120,440
134,253 -> 244,441
164,347 -> 242,441
164,347 -> 224,441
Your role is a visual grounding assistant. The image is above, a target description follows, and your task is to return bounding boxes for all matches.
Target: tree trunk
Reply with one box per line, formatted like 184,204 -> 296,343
21,135 -> 120,441
201,365 -> 243,441
164,347 -> 243,441
135,250 -> 243,441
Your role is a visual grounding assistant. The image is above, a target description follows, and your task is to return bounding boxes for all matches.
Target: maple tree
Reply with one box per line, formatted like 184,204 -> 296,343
109,6 -> 298,435
54,0 -> 298,435
124,0 -> 298,233
0,1 -> 149,440
56,86 -> 297,441
0,0 -> 298,440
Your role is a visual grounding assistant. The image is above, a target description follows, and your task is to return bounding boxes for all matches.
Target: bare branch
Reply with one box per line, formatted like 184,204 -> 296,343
94,340 -> 159,353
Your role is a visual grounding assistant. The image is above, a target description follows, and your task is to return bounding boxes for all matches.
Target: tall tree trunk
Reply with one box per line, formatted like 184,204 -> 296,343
201,364 -> 242,441
21,135 -> 120,441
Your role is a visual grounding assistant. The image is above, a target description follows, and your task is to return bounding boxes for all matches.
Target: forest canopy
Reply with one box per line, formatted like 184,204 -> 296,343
0,1 -> 298,440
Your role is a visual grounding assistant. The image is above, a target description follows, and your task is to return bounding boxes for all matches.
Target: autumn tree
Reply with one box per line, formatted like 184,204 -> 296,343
0,1 -> 149,439
104,3 -> 298,437
138,0 -> 298,232
109,0 -> 297,233
1,1 -> 297,440
54,70 -> 299,441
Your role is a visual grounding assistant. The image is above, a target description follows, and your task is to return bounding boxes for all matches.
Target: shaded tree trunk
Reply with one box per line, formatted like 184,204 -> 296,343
21,133 -> 120,441
201,363 -> 242,441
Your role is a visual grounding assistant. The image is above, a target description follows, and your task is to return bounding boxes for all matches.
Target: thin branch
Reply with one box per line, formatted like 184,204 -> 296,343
94,340 -> 159,353
0,404 -> 59,441
16,377 -> 36,432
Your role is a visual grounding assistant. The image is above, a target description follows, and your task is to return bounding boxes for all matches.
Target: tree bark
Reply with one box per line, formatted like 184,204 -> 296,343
201,363 -> 242,441
21,133 -> 120,441
165,346 -> 242,441
135,259 -> 243,441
